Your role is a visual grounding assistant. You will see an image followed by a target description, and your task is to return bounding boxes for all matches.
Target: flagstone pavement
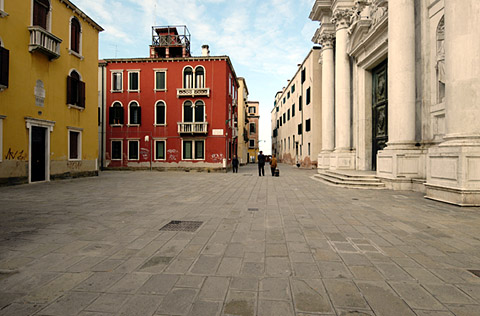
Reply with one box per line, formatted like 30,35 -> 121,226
0,163 -> 479,316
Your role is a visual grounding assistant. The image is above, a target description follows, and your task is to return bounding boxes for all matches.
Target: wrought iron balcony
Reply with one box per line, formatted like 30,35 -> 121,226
177,88 -> 210,97
178,122 -> 208,134
28,26 -> 62,60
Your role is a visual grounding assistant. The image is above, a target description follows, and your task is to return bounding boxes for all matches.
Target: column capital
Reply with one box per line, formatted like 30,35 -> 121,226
319,32 -> 335,50
332,8 -> 353,30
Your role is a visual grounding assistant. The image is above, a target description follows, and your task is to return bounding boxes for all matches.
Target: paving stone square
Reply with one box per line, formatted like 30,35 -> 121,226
1,164 -> 480,315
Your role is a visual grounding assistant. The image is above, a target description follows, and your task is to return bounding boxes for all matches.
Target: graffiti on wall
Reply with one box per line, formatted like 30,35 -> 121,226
140,148 -> 149,160
167,149 -> 178,161
211,153 -> 224,162
5,148 -> 27,160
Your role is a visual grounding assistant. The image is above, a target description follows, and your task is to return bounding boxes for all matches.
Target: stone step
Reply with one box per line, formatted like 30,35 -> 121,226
313,172 -> 386,189
321,171 -> 383,184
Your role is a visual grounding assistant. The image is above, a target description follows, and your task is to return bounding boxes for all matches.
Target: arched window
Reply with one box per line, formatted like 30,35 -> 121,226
183,67 -> 193,88
183,101 -> 193,122
67,70 -> 85,108
194,100 -> 204,122
155,101 -> 166,125
195,66 -> 205,88
70,17 -> 81,54
129,101 -> 141,125
33,0 -> 49,30
109,102 -> 124,125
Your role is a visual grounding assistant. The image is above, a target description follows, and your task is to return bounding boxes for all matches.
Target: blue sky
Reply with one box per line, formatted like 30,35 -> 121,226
75,0 -> 319,154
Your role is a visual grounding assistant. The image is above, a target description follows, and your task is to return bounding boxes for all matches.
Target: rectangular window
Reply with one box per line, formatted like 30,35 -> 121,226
250,123 -> 256,134
301,68 -> 306,83
155,71 -> 166,90
306,119 -> 311,132
183,140 -> 192,159
68,130 -> 81,160
283,97 -> 286,104
128,71 -> 139,91
155,140 -> 165,160
112,72 -> 122,92
308,143 -> 311,156
291,84 -> 295,93
67,75 -> 85,108
306,87 -> 311,105
249,139 -> 255,148
276,106 -> 279,112
0,46 -> 9,89
195,140 -> 204,159
128,140 -> 139,160
248,106 -> 255,114
299,96 -> 302,111
287,91 -> 290,99
287,109 -> 290,121
292,104 -> 295,117
298,123 -> 302,135
283,113 -> 286,124
276,120 -> 279,129
279,118 -> 282,127
111,140 -> 122,160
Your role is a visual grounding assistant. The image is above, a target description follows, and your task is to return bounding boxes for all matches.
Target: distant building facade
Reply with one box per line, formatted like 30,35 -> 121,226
272,48 -> 322,168
237,77 -> 249,165
0,0 -> 102,184
246,101 -> 260,163
99,26 -> 239,171
310,0 -> 480,205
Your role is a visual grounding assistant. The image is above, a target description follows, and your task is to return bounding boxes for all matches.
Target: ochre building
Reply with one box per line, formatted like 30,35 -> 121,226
0,0 -> 103,184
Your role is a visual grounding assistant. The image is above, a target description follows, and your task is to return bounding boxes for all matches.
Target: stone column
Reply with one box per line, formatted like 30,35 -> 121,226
387,0 -> 415,147
330,9 -> 355,170
319,32 -> 335,170
444,1 -> 480,140
333,9 -> 351,152
426,0 -> 480,206
376,0 -> 424,187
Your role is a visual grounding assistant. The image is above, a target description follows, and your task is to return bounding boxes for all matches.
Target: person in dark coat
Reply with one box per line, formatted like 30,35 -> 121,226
258,151 -> 265,176
232,155 -> 239,173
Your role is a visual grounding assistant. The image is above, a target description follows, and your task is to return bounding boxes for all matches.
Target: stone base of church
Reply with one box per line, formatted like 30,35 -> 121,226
425,144 -> 480,206
376,148 -> 425,190
330,151 -> 356,170
317,151 -> 332,170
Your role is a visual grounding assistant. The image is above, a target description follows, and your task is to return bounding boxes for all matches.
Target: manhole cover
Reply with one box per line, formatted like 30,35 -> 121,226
248,208 -> 259,212
468,270 -> 480,278
159,220 -> 203,232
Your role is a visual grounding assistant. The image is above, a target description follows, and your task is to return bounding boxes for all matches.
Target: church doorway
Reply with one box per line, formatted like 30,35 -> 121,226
372,60 -> 388,171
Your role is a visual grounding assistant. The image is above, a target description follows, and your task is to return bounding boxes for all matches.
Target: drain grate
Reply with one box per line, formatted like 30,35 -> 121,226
248,208 -> 259,212
468,270 -> 480,278
159,220 -> 203,232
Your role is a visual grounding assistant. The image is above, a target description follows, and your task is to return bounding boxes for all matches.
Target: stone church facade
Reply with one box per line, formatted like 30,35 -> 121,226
310,0 -> 480,206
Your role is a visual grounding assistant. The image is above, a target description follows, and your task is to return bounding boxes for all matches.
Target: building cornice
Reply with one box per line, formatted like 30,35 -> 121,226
58,0 -> 104,32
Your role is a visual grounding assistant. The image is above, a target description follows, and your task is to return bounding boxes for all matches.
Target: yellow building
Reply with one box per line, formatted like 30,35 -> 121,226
246,101 -> 260,163
0,0 -> 103,184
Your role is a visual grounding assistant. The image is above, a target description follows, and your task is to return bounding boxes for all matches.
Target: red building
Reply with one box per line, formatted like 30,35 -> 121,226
99,26 -> 238,171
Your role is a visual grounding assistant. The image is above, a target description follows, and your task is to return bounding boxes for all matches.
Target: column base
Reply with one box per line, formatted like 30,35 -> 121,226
376,147 -> 426,190
317,151 -> 332,170
426,144 -> 480,206
330,150 -> 356,170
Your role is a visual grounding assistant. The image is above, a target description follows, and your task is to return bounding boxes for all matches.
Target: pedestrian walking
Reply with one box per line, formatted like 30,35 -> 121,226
258,151 -> 265,176
270,154 -> 277,176
232,155 -> 239,173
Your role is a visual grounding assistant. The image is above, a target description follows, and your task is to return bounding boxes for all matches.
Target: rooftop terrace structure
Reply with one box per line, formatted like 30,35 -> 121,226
149,25 -> 191,58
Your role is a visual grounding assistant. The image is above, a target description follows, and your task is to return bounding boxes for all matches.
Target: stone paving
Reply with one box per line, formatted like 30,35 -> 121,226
0,163 -> 480,316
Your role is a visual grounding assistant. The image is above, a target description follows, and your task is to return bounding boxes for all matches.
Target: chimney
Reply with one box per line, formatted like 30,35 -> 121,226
202,45 -> 210,57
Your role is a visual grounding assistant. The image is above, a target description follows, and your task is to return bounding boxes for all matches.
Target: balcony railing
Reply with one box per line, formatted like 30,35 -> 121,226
28,26 -> 62,60
177,88 -> 210,97
178,122 -> 208,134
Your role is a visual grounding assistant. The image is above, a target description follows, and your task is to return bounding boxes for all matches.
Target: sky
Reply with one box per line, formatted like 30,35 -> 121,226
75,0 -> 319,154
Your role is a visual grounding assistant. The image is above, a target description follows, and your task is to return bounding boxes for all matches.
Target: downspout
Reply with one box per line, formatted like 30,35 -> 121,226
101,63 -> 105,170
